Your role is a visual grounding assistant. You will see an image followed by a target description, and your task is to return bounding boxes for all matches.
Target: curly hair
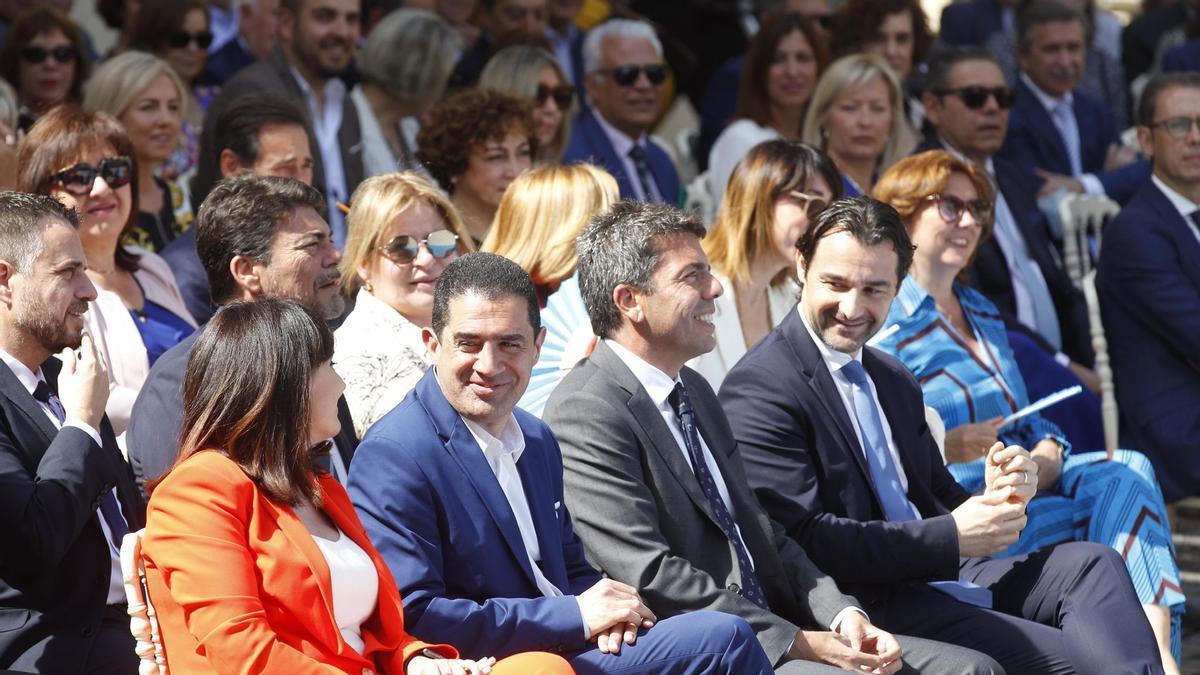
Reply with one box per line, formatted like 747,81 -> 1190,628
416,88 -> 538,192
829,0 -> 932,71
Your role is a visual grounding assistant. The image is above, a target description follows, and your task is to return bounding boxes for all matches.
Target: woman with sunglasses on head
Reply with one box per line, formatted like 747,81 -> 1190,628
335,172 -> 473,438
707,13 -> 826,210
353,9 -> 461,179
871,150 -> 1184,673
0,6 -> 89,132
480,45 -> 576,163
691,140 -> 840,390
127,0 -> 215,183
143,299 -> 572,674
17,106 -> 197,438
85,51 -> 194,253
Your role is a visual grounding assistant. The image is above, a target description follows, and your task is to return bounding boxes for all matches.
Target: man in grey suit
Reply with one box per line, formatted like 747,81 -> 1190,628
542,201 -> 1001,675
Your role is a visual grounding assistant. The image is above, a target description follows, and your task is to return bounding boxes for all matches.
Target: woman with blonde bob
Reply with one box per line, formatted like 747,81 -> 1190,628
482,163 -> 618,305
801,53 -> 915,197
479,46 -> 575,162
84,50 -> 192,251
334,172 -> 473,437
689,140 -> 841,389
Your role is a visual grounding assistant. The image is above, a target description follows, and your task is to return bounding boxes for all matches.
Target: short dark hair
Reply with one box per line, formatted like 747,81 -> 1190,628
0,191 -> 79,272
1017,1 -> 1085,55
174,298 -> 335,506
576,201 -> 707,339
431,252 -> 541,338
196,175 -> 326,305
796,196 -> 914,284
0,7 -> 91,107
923,45 -> 1000,94
1138,72 -> 1200,127
192,94 -> 311,206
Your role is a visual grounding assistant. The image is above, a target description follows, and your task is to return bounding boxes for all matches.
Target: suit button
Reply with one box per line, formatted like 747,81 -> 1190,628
727,583 -> 741,594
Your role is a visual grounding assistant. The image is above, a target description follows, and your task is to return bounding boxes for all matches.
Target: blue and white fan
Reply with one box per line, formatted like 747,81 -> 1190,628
519,273 -> 595,417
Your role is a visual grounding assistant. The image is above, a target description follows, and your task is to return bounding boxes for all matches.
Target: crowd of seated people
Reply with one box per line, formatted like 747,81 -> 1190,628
0,0 -> 1198,673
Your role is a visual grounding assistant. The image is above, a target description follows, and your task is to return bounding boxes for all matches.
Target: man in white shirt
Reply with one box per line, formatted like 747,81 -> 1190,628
348,252 -> 774,672
544,200 -> 1002,674
0,192 -> 141,673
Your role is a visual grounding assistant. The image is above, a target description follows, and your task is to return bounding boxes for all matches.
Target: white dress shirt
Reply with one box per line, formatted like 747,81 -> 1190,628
289,65 -> 349,248
592,111 -> 663,202
0,349 -> 126,604
1020,73 -> 1106,197
1152,174 -> 1200,244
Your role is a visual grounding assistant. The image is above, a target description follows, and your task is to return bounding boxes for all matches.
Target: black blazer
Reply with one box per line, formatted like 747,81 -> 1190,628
126,332 -> 359,498
720,310 -> 970,602
0,356 -> 143,671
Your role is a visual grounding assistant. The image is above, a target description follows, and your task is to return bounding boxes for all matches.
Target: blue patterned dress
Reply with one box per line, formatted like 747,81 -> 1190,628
875,277 -> 1184,655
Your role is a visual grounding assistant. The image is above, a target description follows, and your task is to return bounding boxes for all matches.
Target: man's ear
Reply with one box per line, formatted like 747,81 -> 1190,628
613,283 -> 643,324
229,254 -> 264,298
922,92 -> 942,127
421,326 -> 440,357
0,260 -> 17,308
218,148 -> 246,179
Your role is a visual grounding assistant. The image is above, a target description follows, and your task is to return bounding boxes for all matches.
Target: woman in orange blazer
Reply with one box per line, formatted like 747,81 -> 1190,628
142,299 -> 573,675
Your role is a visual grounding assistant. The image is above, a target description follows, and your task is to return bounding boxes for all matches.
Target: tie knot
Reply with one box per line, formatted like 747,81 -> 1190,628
31,380 -> 52,405
668,382 -> 693,418
840,360 -> 869,387
628,144 -> 647,161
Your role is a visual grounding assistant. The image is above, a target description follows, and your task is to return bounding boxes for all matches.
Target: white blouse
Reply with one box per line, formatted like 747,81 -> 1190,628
313,529 -> 379,655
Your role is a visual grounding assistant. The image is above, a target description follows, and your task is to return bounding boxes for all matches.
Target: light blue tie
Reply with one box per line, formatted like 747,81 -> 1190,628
840,361 -> 993,607
1052,101 -> 1083,176
993,191 -> 1063,350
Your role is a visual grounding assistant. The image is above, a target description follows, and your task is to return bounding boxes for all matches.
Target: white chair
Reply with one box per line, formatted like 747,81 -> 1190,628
1081,270 -> 1120,453
682,170 -> 716,229
1056,193 -> 1120,287
120,530 -> 169,674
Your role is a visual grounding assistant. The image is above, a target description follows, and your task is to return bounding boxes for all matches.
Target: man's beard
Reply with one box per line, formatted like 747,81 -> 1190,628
15,303 -> 81,355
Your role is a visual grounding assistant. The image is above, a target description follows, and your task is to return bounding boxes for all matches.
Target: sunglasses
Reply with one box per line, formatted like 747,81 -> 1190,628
925,193 -> 990,227
49,156 -> 134,196
536,83 -> 574,109
595,64 -> 668,87
1148,115 -> 1200,140
378,229 -> 460,264
19,45 -> 76,64
167,30 -> 214,50
930,85 -> 1014,110
788,190 -> 829,220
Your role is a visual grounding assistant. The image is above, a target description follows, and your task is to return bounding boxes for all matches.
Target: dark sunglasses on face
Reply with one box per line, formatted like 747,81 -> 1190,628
596,64 -> 668,87
1148,115 -> 1200,140
18,45 -> 76,64
167,30 -> 214,50
925,193 -> 990,226
788,190 -> 829,220
378,229 -> 460,264
931,85 -> 1014,110
536,83 -> 575,109
49,156 -> 134,196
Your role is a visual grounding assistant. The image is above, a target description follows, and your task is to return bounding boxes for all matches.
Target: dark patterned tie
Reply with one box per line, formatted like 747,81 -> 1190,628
627,144 -> 656,201
33,380 -> 129,549
668,382 -> 769,609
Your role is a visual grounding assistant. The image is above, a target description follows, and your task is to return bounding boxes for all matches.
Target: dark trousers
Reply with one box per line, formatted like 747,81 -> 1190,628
85,604 -> 138,675
873,542 -> 1163,675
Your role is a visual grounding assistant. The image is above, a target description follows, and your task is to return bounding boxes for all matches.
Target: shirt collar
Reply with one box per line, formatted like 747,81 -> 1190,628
287,64 -> 347,102
894,275 -> 938,318
461,413 -> 525,470
1020,72 -> 1073,112
592,108 -> 645,158
604,338 -> 679,408
1152,174 -> 1200,221
0,348 -> 43,396
795,303 -> 861,376
938,136 -> 997,176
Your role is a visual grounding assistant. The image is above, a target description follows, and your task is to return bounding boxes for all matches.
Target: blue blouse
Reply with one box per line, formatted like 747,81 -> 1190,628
130,299 -> 194,366
840,173 -> 863,197
873,277 -> 1068,458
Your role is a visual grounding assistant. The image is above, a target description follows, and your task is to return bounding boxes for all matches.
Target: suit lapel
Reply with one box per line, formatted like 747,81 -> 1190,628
513,434 -> 569,592
334,396 -> 357,468
1018,82 -> 1071,173
0,358 -> 58,445
582,112 -> 637,199
271,494 -> 342,650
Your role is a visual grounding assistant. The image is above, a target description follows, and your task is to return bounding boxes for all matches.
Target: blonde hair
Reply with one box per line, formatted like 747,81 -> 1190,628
83,50 -> 190,121
482,163 -> 619,287
801,53 -> 915,178
479,45 -> 574,161
340,172 -> 474,293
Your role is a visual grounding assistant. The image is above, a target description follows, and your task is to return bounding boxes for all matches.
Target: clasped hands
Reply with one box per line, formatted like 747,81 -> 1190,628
789,610 -> 902,674
578,579 -> 656,654
952,442 -> 1038,557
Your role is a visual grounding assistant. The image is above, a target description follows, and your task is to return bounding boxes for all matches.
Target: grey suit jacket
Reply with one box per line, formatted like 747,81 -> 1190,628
543,340 -> 857,666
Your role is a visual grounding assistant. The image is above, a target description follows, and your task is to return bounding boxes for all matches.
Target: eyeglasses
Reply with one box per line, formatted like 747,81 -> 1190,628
378,229 -> 460,264
536,83 -> 574,109
924,193 -> 990,226
48,156 -> 134,196
788,190 -> 829,220
18,45 -> 76,64
930,85 -> 1014,110
167,30 -> 214,50
594,64 -> 668,87
1147,116 -> 1200,140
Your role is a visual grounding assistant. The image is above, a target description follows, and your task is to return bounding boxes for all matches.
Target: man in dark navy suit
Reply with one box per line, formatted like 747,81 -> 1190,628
202,0 -> 280,86
0,193 -> 141,673
937,0 -> 1010,47
564,19 -> 680,203
1098,72 -> 1200,502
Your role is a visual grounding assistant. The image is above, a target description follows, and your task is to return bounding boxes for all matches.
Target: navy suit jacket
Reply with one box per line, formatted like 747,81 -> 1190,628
0,357 -> 143,671
202,38 -> 255,86
1162,39 -> 1200,73
938,0 -> 1004,46
159,228 -> 214,325
347,369 -> 602,660
720,310 -> 971,603
563,109 -> 680,204
998,80 -> 1149,204
1096,179 -> 1200,501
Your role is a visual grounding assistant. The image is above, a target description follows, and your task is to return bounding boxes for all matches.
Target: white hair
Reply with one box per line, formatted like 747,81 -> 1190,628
582,19 -> 663,75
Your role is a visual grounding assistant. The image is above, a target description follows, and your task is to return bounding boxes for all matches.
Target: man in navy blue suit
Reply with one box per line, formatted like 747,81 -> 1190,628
202,0 -> 280,86
997,1 -> 1147,205
937,0 -> 1010,47
1098,72 -> 1200,502
564,19 -> 680,203
347,252 -> 772,672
